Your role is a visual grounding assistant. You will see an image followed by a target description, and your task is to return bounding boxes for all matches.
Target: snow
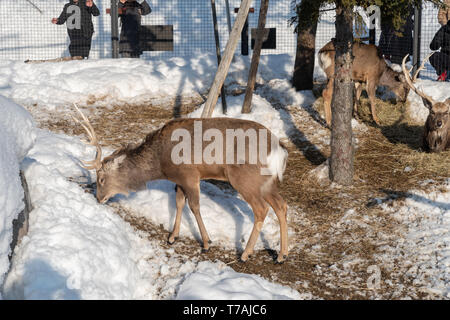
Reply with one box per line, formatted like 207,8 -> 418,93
0,54 -> 293,110
0,95 -> 36,296
406,79 -> 449,123
378,180 -> 450,298
176,261 -> 303,300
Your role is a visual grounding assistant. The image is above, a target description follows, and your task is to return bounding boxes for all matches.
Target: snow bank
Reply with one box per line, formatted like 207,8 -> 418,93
0,95 -> 36,294
407,79 -> 449,124
2,130 -> 165,299
0,54 -> 293,110
176,261 -> 302,300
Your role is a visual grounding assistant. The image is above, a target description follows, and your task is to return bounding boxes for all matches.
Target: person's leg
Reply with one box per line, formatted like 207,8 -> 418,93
83,36 -> 93,59
430,52 -> 445,76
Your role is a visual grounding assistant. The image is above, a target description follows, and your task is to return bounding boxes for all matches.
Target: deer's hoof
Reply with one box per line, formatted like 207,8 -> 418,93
201,248 -> 210,254
275,255 -> 288,265
167,236 -> 178,245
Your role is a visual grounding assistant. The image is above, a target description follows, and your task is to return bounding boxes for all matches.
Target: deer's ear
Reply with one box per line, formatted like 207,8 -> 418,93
112,154 -> 127,169
422,97 -> 433,110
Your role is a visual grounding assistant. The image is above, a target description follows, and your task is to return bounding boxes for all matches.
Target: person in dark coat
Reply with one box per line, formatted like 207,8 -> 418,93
52,0 -> 100,59
119,0 -> 152,58
430,20 -> 450,81
379,8 -> 414,65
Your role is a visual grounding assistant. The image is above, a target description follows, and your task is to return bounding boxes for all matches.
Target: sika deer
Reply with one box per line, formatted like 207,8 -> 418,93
72,105 -> 289,263
402,54 -> 450,153
319,41 -> 410,126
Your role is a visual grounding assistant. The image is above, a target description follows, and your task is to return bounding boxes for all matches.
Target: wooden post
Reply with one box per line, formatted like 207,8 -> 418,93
211,0 -> 228,114
201,0 -> 252,118
242,0 -> 269,114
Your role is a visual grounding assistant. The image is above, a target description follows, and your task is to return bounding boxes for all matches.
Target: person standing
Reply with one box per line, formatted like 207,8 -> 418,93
429,20 -> 450,81
379,7 -> 414,65
438,0 -> 450,26
52,0 -> 100,59
119,0 -> 152,58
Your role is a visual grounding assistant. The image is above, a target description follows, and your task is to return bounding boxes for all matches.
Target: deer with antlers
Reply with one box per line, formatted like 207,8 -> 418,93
72,105 -> 290,263
402,54 -> 450,153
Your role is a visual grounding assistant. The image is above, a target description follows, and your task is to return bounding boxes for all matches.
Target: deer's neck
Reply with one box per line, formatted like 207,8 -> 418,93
122,140 -> 164,190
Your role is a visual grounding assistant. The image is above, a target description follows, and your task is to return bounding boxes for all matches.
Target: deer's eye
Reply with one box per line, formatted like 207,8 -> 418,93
98,177 -> 105,185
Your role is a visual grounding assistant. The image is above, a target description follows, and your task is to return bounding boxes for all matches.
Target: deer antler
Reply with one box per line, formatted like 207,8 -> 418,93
72,104 -> 103,170
402,53 -> 436,106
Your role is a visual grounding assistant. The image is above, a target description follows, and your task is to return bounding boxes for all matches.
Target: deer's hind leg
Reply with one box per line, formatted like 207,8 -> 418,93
263,187 -> 288,264
227,171 -> 270,262
168,185 -> 186,244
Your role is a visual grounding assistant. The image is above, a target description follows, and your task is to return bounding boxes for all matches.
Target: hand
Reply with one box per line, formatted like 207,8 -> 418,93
119,0 -> 126,3
86,0 -> 93,7
51,18 -> 58,24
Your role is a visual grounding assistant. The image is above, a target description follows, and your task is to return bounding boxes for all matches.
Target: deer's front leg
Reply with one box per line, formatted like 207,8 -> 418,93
168,185 -> 186,244
323,77 -> 334,127
354,82 -> 363,119
367,81 -> 381,125
184,182 -> 212,252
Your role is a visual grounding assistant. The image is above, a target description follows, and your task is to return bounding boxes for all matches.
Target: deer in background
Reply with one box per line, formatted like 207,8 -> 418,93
72,105 -> 289,263
402,54 -> 450,153
319,41 -> 410,126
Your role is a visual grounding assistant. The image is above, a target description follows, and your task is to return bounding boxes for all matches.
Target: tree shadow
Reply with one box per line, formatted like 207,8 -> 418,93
367,189 -> 450,210
380,119 -> 425,151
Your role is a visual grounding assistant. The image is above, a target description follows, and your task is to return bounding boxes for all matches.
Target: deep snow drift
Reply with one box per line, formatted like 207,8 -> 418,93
0,95 -> 36,296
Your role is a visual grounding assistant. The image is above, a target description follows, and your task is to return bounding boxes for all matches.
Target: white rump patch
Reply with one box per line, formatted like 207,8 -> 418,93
319,52 -> 332,71
266,143 -> 288,182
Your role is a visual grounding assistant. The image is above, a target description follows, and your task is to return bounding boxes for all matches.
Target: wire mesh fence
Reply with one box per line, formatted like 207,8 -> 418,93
0,0 -> 297,61
0,1 -> 447,81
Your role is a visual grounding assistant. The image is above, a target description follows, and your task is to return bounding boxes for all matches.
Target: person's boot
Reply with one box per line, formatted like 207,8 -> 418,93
438,70 -> 447,81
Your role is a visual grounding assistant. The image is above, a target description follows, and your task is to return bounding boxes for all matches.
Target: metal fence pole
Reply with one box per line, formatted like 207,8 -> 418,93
413,3 -> 422,76
211,0 -> 228,114
111,0 -> 119,58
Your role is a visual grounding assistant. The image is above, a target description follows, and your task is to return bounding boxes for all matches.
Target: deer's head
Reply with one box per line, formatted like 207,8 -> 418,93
402,54 -> 450,152
73,105 -> 131,203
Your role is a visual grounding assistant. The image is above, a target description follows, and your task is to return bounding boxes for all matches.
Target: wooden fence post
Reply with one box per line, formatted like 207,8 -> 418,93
242,0 -> 269,114
201,0 -> 252,118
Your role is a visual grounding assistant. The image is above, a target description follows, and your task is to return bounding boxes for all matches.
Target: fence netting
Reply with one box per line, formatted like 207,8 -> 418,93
0,0 -> 296,61
0,1 -> 446,80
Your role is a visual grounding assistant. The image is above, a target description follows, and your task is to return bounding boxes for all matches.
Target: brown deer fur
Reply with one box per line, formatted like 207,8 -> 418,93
421,98 -> 450,153
319,41 -> 410,126
74,112 -> 289,264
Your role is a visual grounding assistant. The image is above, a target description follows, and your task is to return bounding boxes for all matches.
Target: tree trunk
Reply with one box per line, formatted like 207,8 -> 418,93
329,1 -> 354,186
292,0 -> 320,91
